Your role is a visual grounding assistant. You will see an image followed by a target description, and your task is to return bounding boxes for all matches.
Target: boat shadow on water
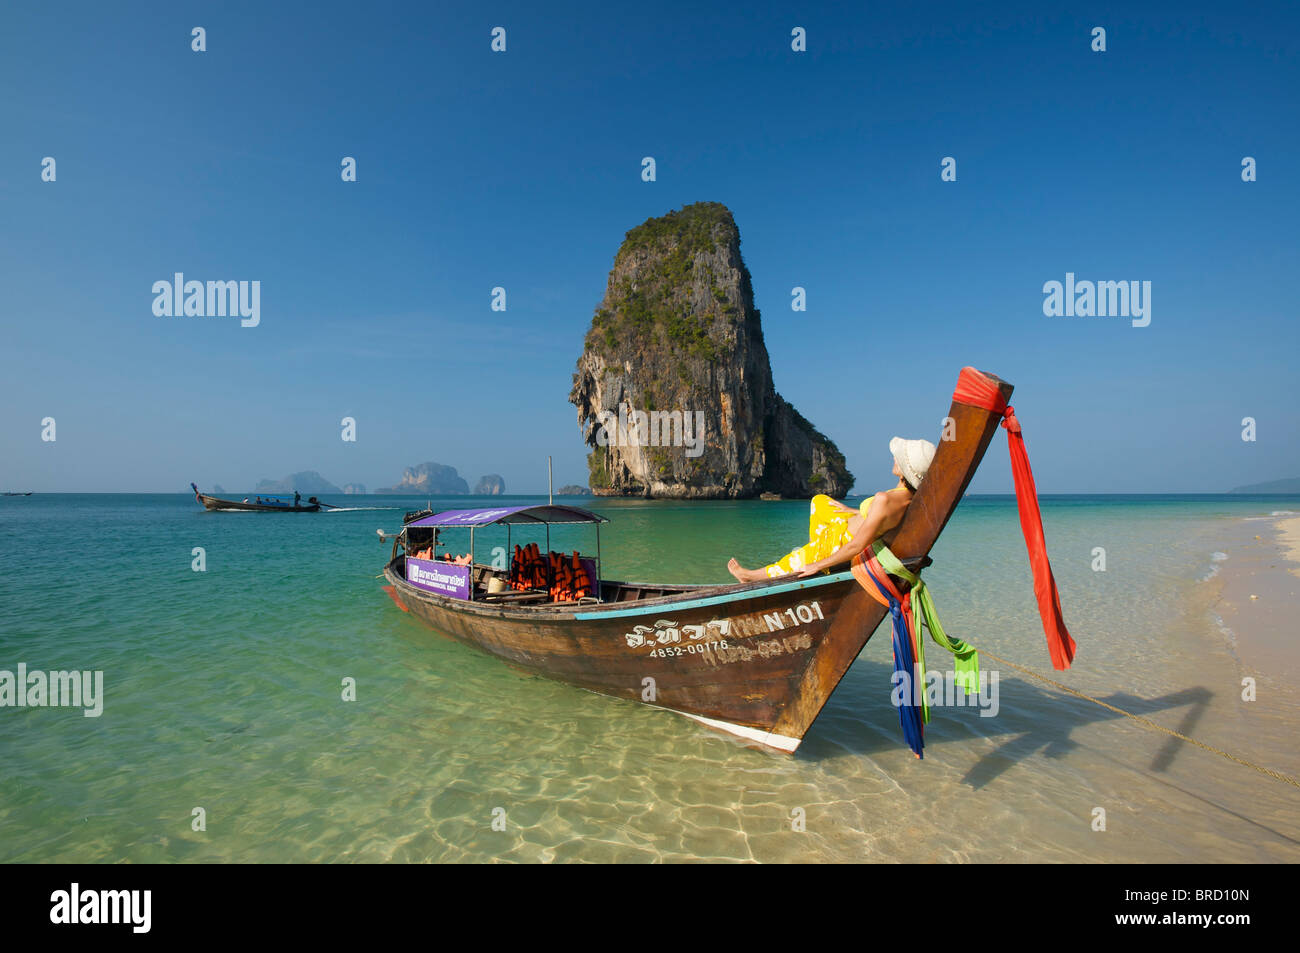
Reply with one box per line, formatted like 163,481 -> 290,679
803,671 -> 1215,779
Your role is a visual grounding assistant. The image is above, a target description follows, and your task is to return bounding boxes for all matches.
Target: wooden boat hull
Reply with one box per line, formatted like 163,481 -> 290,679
386,562 -> 887,751
196,493 -> 320,512
382,367 -> 1015,751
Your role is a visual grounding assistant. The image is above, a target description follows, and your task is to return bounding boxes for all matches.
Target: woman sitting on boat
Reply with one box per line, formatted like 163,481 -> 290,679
727,437 -> 936,583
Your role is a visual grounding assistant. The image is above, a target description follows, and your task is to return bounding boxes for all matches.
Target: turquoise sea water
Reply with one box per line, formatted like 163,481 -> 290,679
2,493 -> 1298,862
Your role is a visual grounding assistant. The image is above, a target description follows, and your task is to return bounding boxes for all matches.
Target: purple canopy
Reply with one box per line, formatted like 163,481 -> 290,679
405,504 -> 607,529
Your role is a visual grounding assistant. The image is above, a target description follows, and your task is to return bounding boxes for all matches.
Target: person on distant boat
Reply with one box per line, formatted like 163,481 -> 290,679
727,438 -> 936,583
294,492 -> 301,507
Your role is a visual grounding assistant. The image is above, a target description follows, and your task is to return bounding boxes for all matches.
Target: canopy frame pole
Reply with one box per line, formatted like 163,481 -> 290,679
469,527 -> 476,601
596,523 -> 603,602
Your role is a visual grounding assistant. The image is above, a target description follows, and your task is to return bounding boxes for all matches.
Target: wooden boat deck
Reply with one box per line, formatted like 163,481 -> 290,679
388,554 -> 933,617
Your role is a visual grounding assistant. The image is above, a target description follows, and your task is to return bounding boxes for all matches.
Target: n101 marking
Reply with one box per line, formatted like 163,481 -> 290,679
764,601 -> 824,632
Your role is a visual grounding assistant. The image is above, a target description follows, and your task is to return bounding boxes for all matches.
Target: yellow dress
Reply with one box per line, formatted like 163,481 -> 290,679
763,494 -> 873,578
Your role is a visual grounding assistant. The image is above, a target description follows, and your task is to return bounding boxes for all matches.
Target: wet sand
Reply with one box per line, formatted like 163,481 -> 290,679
1212,515 -> 1300,682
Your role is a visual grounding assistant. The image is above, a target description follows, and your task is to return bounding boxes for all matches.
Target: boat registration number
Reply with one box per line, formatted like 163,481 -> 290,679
623,600 -> 825,662
646,640 -> 729,659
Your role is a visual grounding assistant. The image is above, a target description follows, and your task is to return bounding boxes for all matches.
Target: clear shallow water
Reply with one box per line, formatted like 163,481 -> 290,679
1,493 -> 1298,862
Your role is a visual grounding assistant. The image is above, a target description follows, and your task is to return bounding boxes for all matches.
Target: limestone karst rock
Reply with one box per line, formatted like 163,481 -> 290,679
376,463 -> 470,495
571,202 -> 852,499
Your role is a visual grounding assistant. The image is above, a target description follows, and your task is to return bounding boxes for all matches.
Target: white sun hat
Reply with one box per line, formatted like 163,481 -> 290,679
890,437 -> 937,490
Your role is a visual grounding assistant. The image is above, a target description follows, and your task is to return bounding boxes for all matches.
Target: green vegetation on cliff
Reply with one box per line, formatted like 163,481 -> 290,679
617,201 -> 734,259
587,451 -> 609,490
587,202 -> 740,363
787,402 -> 852,490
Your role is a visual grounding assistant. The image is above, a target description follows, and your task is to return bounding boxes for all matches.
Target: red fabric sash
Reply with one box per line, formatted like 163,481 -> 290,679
953,368 -> 1077,670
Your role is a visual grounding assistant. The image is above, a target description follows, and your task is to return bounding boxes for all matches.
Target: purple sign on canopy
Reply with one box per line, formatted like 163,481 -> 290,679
406,557 -> 471,599
432,506 -> 526,526
403,504 -> 606,529
405,506 -> 530,528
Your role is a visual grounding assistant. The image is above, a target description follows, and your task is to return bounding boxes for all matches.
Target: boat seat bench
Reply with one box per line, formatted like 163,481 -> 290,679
480,590 -> 549,603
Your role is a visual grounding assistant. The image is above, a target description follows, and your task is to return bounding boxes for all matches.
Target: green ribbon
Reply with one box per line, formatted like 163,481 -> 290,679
870,539 -> 980,721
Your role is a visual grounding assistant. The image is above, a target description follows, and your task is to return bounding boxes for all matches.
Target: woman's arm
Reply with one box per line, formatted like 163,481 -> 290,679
796,493 -> 893,576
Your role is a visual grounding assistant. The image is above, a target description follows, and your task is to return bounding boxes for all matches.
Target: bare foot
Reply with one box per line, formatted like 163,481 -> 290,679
727,558 -> 765,583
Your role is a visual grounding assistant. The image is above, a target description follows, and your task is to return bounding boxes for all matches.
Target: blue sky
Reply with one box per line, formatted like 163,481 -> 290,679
1,1 -> 1297,493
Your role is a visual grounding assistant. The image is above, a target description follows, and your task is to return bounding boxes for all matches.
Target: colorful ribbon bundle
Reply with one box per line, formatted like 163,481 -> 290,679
853,541 -> 979,759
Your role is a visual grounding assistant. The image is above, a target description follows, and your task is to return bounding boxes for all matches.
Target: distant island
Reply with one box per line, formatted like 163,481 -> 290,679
570,201 -> 852,499
219,464 -> 553,497
1229,477 -> 1300,493
255,470 -> 343,494
376,462 -> 470,495
556,484 -> 590,495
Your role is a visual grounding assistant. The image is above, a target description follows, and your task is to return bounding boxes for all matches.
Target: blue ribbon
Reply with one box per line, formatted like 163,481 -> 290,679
868,569 -> 925,759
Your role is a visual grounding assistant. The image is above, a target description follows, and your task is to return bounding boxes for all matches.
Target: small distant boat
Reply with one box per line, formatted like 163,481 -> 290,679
191,483 -> 324,512
2,491 -> 33,496
379,367 -> 1036,753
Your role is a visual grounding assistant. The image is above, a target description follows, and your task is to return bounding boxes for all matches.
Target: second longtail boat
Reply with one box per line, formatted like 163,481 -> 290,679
191,484 -> 325,512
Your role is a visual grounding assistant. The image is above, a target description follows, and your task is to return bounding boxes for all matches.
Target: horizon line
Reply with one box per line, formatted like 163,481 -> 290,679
8,491 -> 1300,498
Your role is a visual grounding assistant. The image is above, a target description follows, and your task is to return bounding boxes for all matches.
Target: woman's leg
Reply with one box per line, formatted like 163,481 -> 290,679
762,541 -> 818,578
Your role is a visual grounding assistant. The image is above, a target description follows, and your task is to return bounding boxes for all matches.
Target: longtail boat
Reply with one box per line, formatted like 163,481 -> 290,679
191,483 -> 323,512
380,367 -> 1074,752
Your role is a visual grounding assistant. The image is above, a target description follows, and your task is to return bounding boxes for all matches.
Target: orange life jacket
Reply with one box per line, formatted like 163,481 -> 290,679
527,543 -> 544,588
510,545 -> 524,589
547,551 -> 561,600
570,552 -> 592,600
